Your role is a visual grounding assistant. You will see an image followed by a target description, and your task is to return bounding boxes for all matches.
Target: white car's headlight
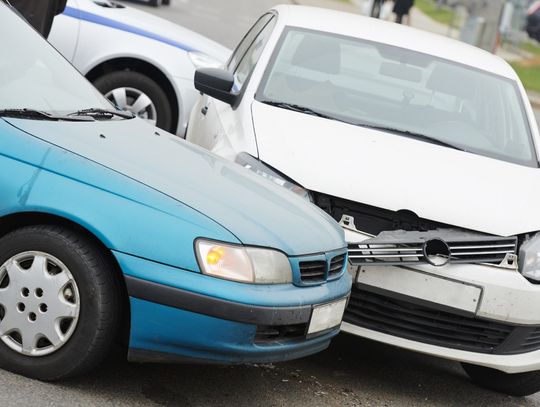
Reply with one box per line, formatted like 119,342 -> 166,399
519,233 -> 540,282
195,239 -> 292,284
188,51 -> 223,69
235,153 -> 313,202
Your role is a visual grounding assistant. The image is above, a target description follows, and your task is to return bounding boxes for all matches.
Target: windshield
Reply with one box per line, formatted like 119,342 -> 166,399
0,4 -> 115,116
257,28 -> 536,167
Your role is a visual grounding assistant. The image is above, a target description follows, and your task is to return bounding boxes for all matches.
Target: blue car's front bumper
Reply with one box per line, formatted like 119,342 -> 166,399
114,251 -> 352,364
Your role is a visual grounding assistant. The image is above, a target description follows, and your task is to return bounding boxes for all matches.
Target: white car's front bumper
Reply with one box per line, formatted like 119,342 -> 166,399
343,226 -> 540,373
342,322 -> 540,374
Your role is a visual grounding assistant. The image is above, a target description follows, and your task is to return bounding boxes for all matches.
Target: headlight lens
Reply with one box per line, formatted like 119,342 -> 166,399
235,153 -> 313,201
188,51 -> 223,69
520,233 -> 540,282
195,239 -> 292,284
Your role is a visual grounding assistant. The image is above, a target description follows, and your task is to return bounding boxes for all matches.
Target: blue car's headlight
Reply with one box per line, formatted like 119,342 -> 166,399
195,239 -> 292,284
520,233 -> 540,282
235,152 -> 313,202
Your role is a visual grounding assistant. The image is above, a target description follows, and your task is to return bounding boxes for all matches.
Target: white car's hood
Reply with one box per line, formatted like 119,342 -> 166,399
252,101 -> 540,237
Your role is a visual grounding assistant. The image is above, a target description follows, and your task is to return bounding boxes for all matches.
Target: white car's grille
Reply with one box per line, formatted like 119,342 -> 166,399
348,229 -> 517,267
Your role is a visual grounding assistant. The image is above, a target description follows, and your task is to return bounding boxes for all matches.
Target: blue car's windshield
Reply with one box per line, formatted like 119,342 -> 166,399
0,3 -> 117,117
257,28 -> 536,167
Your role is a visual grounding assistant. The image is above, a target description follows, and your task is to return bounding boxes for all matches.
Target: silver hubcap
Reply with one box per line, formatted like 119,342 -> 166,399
0,252 -> 80,357
105,87 -> 157,125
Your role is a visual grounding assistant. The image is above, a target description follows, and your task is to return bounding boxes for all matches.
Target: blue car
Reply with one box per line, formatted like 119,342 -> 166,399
0,4 -> 351,380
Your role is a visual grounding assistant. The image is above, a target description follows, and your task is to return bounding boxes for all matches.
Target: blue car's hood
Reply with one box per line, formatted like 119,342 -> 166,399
5,118 -> 345,256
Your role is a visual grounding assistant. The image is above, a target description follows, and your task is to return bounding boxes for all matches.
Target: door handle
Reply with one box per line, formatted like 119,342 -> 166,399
201,106 -> 208,116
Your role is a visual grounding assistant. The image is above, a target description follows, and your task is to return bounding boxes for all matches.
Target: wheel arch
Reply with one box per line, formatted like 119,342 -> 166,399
85,57 -> 180,134
0,211 -> 131,345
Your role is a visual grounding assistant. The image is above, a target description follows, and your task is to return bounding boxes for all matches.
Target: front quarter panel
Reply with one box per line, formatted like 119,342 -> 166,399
0,119 -> 238,272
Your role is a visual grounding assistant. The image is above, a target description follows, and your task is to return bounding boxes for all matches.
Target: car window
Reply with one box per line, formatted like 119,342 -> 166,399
232,17 -> 276,92
0,4 -> 112,114
257,28 -> 536,167
227,13 -> 274,72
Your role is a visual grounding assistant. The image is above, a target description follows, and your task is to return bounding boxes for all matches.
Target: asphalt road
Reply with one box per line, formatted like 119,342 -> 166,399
1,1 -> 538,406
122,0 -> 286,49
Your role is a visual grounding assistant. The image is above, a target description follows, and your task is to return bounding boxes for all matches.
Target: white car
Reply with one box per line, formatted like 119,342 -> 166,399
186,5 -> 540,396
49,0 -> 230,135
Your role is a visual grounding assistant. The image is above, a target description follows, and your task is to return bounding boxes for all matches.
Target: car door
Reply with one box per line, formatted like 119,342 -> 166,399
48,0 -> 80,62
189,13 -> 276,160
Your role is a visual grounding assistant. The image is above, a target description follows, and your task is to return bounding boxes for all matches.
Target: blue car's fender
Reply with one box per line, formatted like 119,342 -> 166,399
0,119 -> 237,272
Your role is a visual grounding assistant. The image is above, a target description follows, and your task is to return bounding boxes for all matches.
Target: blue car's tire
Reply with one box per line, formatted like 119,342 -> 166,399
0,226 -> 121,381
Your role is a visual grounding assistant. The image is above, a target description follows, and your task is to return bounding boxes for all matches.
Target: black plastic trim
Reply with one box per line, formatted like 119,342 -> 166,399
125,275 -> 312,326
128,348 -> 224,365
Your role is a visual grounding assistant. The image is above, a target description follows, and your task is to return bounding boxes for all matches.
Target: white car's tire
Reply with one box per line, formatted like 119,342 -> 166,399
93,71 -> 173,132
0,226 -> 121,381
462,363 -> 540,396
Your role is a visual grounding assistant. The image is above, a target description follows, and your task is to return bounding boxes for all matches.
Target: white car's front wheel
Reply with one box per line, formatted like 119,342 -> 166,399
462,363 -> 540,396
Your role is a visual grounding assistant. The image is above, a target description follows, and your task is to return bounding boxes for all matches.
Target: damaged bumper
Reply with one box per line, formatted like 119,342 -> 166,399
342,227 -> 540,373
115,251 -> 352,364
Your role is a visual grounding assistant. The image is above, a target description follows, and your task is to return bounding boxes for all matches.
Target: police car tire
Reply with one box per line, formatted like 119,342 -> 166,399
93,70 -> 173,132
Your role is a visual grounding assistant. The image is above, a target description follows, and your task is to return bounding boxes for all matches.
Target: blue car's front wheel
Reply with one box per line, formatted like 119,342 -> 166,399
0,225 -> 121,380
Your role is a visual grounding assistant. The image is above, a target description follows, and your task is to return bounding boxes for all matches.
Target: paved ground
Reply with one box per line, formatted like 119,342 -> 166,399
1,333 -> 538,406
1,1 -> 538,405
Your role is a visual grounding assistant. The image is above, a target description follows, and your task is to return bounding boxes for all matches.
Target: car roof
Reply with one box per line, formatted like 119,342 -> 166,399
271,5 -> 517,80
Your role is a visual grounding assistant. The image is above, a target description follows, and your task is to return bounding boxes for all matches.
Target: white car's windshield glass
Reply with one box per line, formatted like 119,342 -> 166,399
257,28 -> 536,167
0,4 -> 117,117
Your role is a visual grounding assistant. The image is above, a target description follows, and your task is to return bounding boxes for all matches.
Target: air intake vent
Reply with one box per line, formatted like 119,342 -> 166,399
299,261 -> 326,283
329,254 -> 346,277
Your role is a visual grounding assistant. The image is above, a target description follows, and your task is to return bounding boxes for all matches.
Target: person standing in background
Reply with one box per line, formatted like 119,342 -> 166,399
7,0 -> 67,38
370,0 -> 384,18
394,0 -> 414,24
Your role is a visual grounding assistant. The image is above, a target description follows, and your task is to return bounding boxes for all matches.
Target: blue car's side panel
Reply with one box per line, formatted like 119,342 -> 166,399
0,119 -> 237,271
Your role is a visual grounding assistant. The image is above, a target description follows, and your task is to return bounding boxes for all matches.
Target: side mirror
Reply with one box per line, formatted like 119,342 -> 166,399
194,68 -> 238,107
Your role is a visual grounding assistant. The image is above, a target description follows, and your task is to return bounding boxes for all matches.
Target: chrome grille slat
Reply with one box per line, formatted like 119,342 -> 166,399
349,247 -> 422,253
349,253 -> 423,259
450,250 -> 514,256
449,244 -> 515,250
348,229 -> 517,267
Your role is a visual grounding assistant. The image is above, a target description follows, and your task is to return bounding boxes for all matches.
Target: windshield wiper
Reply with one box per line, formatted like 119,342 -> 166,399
0,109 -> 92,122
259,100 -> 337,121
259,100 -> 465,152
68,108 -> 134,119
354,123 -> 466,152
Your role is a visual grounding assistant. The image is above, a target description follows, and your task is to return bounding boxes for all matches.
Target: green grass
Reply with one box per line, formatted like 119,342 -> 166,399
520,41 -> 540,57
415,0 -> 456,26
511,63 -> 540,93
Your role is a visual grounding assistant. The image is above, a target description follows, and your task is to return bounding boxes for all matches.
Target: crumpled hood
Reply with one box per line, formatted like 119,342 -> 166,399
6,117 -> 345,255
71,0 -> 231,61
252,101 -> 540,237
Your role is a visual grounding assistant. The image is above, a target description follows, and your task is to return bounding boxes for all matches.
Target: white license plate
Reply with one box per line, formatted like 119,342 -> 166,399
308,298 -> 347,335
357,266 -> 482,313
